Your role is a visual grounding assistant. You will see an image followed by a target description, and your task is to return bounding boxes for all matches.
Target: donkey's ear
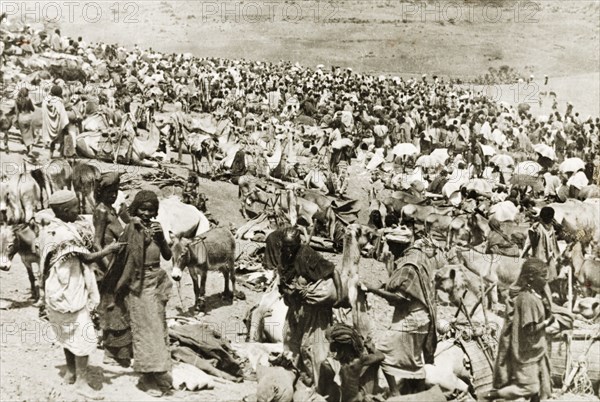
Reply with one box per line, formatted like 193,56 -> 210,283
28,218 -> 40,236
449,268 -> 456,280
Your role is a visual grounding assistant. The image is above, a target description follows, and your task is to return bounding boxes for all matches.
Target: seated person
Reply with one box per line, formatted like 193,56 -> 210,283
319,324 -> 384,402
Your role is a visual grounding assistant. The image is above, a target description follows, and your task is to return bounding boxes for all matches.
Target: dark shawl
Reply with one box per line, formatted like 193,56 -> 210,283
230,150 -> 247,180
101,222 -> 145,297
386,248 -> 437,364
16,96 -> 35,114
293,244 -> 335,283
263,229 -> 285,273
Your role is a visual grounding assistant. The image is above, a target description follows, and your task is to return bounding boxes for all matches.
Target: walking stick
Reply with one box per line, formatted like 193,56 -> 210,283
454,289 -> 469,319
479,259 -> 492,326
468,284 -> 497,318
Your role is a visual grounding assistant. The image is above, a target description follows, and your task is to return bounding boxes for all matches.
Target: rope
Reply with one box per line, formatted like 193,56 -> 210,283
561,329 -> 600,395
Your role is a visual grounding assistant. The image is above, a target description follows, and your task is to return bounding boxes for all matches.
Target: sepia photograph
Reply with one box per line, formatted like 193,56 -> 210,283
0,0 -> 599,400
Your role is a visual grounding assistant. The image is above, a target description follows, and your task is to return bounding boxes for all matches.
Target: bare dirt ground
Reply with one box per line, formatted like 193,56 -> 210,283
1,1 -> 599,400
0,139 -> 388,401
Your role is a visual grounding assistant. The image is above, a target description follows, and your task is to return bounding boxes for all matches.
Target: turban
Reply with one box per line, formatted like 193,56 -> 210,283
326,323 -> 364,356
128,190 -> 159,216
49,190 -> 77,208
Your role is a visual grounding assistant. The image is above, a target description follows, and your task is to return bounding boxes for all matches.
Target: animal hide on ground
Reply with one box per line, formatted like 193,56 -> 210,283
168,323 -> 243,378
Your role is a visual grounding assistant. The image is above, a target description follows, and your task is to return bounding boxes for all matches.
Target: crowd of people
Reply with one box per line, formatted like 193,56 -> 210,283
1,15 -> 599,401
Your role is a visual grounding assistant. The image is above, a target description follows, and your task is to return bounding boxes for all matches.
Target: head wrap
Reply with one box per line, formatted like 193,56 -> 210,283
128,190 -> 159,216
49,190 -> 77,206
326,323 -> 364,356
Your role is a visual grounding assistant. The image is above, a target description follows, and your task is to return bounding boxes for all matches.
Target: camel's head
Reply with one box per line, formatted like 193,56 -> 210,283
293,186 -> 306,197
344,224 -> 370,249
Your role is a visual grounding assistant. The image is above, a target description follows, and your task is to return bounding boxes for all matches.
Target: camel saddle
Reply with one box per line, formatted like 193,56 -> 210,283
97,128 -> 133,162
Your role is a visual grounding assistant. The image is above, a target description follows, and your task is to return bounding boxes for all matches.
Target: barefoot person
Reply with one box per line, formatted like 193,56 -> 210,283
486,258 -> 554,401
41,85 -> 69,158
104,190 -> 174,396
93,172 -> 132,367
39,190 -> 124,399
278,227 -> 343,387
521,206 -> 559,313
318,323 -> 384,402
13,87 -> 36,157
361,239 -> 440,396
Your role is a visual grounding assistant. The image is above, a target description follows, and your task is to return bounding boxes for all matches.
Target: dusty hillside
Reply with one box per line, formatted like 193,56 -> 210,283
0,1 -> 599,400
6,0 -> 597,115
11,0 -> 599,79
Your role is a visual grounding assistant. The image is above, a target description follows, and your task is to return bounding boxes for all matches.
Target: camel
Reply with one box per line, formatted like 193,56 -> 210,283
435,263 -> 505,330
450,245 -> 525,310
71,162 -> 101,214
0,170 -> 42,224
433,263 -> 505,396
464,213 -> 529,248
380,190 -> 424,216
400,204 -> 472,247
290,188 -> 344,240
241,186 -> 325,239
335,224 -> 373,337
245,224 -> 374,343
563,241 -> 600,296
76,115 -> 160,167
0,223 -> 40,300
